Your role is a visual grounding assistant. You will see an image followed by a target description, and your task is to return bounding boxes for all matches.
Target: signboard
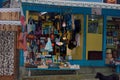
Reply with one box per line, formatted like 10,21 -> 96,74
92,8 -> 102,15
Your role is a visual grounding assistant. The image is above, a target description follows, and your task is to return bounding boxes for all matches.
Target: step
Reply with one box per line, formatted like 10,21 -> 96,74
78,66 -> 113,74
21,66 -> 114,80
22,75 -> 99,80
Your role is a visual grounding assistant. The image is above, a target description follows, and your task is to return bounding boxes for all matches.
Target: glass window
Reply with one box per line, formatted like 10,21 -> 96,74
88,15 -> 103,34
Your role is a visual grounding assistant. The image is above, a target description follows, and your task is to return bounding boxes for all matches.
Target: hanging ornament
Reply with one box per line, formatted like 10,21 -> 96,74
62,21 -> 66,27
56,42 -> 63,46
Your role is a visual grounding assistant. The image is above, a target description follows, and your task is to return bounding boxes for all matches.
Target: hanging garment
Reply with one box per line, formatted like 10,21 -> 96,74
26,31 -> 36,40
18,32 -> 24,49
24,50 -> 29,63
45,38 -> 53,52
68,31 -> 77,50
20,5 -> 25,26
27,18 -> 36,34
23,32 -> 27,51
75,33 -> 80,47
18,32 -> 28,51
71,15 -> 75,30
35,27 -> 42,38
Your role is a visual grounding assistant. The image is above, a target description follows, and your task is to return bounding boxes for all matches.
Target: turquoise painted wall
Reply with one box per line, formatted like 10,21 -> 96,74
0,0 -> 3,8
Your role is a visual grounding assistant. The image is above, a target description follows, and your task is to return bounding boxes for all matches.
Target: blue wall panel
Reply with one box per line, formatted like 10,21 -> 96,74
19,49 -> 24,67
102,15 -> 107,64
102,9 -> 120,16
83,15 -> 87,60
69,60 -> 105,66
0,0 -> 3,8
72,7 -> 91,14
22,3 -> 91,15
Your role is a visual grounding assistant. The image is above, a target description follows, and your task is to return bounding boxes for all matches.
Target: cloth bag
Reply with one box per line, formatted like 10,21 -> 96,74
27,18 -> 35,34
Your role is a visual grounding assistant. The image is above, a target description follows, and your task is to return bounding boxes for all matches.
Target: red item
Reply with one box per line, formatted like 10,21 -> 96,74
52,43 -> 55,47
50,34 -> 54,40
20,16 -> 25,26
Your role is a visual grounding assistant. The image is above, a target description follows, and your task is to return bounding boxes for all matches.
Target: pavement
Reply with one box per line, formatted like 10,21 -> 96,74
20,66 -> 120,80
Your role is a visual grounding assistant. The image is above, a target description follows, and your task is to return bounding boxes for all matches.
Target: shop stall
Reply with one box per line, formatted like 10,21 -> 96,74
22,12 -> 80,76
20,0 -> 120,74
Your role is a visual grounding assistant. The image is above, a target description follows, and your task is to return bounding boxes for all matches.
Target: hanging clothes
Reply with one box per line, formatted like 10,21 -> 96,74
45,38 -> 53,52
18,32 -> 24,49
27,17 -> 36,34
75,33 -> 80,47
23,32 -> 27,51
18,32 -> 27,51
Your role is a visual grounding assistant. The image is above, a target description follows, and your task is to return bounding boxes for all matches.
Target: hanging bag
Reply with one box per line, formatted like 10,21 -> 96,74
27,18 -> 35,34
26,18 -> 36,40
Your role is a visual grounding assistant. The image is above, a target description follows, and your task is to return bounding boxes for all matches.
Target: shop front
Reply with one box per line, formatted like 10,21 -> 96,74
21,4 -> 82,71
20,0 -> 120,74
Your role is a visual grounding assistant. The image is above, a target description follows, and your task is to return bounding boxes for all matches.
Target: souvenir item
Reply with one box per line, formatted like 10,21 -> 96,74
26,31 -> 36,40
18,32 -> 24,49
45,38 -> 53,52
56,42 -> 63,46
23,32 -> 27,51
75,33 -> 80,47
35,27 -> 42,38
68,31 -> 77,50
50,33 -> 54,40
20,16 -> 25,27
71,15 -> 75,30
27,17 -> 36,34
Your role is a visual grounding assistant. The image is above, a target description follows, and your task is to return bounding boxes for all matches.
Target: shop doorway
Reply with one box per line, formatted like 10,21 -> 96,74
71,14 -> 84,60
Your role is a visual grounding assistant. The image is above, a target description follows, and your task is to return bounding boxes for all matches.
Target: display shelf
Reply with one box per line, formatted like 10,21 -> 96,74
106,20 -> 120,65
106,21 -> 120,48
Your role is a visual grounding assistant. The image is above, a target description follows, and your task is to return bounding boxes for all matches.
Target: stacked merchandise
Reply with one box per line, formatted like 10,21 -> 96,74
0,8 -> 20,80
